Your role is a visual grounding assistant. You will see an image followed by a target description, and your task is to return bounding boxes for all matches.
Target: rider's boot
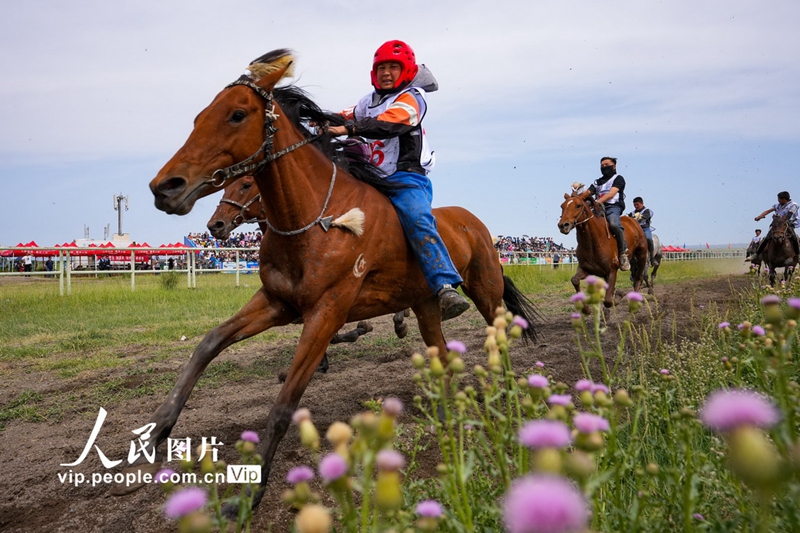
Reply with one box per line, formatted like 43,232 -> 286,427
619,250 -> 631,271
438,285 -> 470,321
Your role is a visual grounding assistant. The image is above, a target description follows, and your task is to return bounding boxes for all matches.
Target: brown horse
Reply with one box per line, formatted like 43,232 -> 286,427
558,191 -> 648,305
207,175 -> 266,240
128,50 -> 538,511
206,174 -> 410,341
763,213 -> 798,286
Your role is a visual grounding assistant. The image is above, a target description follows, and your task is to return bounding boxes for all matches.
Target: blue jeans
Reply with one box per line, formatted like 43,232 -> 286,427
386,171 -> 463,293
605,204 -> 627,254
642,227 -> 653,254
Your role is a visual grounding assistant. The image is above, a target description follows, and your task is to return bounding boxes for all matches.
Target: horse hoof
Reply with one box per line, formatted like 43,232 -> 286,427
109,461 -> 163,495
357,321 -> 373,333
395,323 -> 408,339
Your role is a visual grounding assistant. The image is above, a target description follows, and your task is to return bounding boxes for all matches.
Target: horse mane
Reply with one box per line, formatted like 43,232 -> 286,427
242,49 -> 399,197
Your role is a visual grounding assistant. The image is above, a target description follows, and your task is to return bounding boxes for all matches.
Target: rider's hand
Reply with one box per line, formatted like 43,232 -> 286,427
755,216 -> 762,221
327,125 -> 348,137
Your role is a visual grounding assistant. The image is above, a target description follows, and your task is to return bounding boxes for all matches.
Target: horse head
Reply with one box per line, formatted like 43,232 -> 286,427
558,191 -> 593,235
207,176 -> 265,240
771,213 -> 791,241
149,50 -> 296,215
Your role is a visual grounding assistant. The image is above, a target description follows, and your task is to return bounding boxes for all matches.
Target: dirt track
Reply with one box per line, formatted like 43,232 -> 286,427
0,275 -> 748,532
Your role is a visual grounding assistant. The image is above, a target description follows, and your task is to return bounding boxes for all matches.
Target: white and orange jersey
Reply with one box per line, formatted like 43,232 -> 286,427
342,87 -> 435,176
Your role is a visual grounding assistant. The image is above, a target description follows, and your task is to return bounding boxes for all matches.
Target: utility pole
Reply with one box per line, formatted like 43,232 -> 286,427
112,194 -> 130,239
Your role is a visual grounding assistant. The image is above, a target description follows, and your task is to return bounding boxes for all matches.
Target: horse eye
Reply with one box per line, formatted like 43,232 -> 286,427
230,110 -> 247,123
242,182 -> 252,189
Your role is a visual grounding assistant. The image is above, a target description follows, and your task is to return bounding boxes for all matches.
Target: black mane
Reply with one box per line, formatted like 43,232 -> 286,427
272,86 -> 401,197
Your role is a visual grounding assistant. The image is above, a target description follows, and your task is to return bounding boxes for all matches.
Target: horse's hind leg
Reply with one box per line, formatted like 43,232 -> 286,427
111,288 -> 292,495
393,309 -> 410,338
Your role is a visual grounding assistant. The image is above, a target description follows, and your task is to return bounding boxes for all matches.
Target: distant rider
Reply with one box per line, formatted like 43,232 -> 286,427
745,229 -> 762,261
587,157 -> 630,271
627,197 -> 655,266
754,191 -> 800,256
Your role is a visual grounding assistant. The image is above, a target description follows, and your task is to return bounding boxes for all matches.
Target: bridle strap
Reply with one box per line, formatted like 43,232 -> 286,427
256,162 -> 338,236
209,78 -> 339,236
219,194 -> 263,227
209,80 -> 321,187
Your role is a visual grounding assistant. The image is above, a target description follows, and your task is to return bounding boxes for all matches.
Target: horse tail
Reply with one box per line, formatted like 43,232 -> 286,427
502,275 -> 542,343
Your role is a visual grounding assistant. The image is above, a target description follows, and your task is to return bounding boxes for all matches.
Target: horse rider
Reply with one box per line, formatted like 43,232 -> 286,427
627,197 -> 655,266
587,156 -> 630,271
327,40 -> 470,320
745,229 -> 762,261
754,191 -> 800,256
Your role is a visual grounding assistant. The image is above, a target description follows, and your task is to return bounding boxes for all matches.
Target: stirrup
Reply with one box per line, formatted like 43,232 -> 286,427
438,285 -> 470,321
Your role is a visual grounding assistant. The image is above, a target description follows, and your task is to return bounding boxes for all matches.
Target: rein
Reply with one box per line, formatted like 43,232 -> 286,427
210,78 -> 338,237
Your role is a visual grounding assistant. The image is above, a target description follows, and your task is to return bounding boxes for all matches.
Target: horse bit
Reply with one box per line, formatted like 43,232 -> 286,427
208,79 -> 338,236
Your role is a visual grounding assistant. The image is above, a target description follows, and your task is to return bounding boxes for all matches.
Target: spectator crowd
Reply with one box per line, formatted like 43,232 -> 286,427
494,235 -> 573,254
186,231 -> 262,268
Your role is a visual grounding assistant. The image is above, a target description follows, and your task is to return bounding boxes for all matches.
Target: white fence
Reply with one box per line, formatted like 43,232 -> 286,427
1,246 -> 747,295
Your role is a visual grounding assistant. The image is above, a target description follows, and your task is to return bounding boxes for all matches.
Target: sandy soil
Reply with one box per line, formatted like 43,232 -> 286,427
0,275 -> 748,532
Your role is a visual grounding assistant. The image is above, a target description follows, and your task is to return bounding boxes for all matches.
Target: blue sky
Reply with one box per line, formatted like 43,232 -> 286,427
1,1 -> 799,249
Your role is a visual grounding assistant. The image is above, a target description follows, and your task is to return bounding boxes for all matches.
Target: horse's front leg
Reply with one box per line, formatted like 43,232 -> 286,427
604,269 -> 618,308
111,288 -> 292,495
571,266 -> 588,293
244,304 -> 350,513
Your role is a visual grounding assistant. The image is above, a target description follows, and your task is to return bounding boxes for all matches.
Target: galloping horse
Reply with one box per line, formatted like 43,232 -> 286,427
763,213 -> 798,286
207,175 -> 265,240
207,174 -> 410,341
642,233 -> 662,293
558,190 -> 648,306
126,50 -> 538,511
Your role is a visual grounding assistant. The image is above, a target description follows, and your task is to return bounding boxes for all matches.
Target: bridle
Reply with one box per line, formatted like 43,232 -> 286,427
218,192 -> 264,227
209,79 -> 321,187
208,79 -> 338,237
572,197 -> 595,227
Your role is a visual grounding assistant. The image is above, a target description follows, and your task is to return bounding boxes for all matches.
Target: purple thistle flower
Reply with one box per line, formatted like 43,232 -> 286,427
286,465 -> 315,484
737,323 -> 746,331
626,291 -> 643,302
547,394 -> 572,406
528,374 -> 549,388
503,475 -> 588,533
383,397 -> 404,416
376,449 -> 406,471
752,325 -> 766,336
416,500 -> 444,518
693,513 -> 705,521
590,383 -> 609,394
575,379 -> 593,392
700,389 -> 780,432
163,486 -> 208,519
573,413 -> 610,433
660,369 -> 670,375
789,297 -> 800,310
570,312 -> 582,320
319,453 -> 349,482
570,293 -> 586,303
536,361 -> 545,368
518,420 -> 572,449
585,275 -> 599,285
761,295 -> 781,305
240,430 -> 259,443
155,468 -> 175,484
446,340 -> 467,354
513,316 -> 529,329
718,321 -> 730,329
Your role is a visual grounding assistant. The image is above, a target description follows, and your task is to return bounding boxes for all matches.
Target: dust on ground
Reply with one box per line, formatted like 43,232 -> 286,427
0,275 -> 748,532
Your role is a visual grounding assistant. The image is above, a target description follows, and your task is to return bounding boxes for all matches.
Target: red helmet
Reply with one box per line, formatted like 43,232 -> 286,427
370,40 -> 419,91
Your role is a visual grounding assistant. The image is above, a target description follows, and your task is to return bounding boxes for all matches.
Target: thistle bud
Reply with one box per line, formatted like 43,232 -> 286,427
727,426 -> 781,489
411,352 -> 426,369
295,504 -> 332,533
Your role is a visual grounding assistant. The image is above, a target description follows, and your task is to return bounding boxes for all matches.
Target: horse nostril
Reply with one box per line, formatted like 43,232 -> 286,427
207,220 -> 225,231
156,176 -> 188,197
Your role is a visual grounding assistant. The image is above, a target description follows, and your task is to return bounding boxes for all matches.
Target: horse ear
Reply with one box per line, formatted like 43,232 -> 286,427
564,193 -> 570,200
248,49 -> 296,91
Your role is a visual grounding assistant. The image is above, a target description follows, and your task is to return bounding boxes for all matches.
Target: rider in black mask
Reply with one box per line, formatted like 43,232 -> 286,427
588,157 -> 630,271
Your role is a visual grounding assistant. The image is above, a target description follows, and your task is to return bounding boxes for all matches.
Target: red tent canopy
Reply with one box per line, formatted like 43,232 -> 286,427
158,242 -> 192,255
